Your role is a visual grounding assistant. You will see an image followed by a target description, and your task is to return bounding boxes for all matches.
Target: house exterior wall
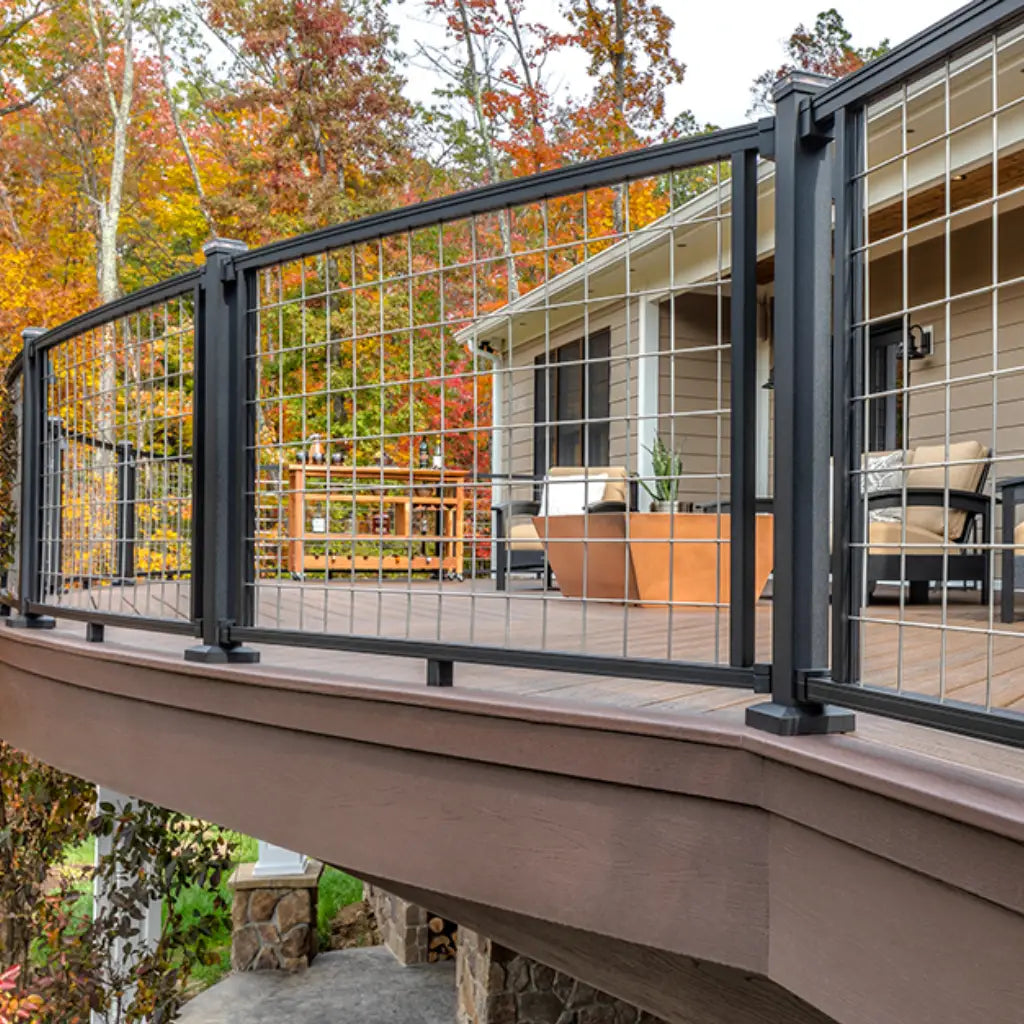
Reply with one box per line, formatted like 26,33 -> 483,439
499,196 -> 1024,509
501,292 -> 738,509
659,293 -> 732,509
502,299 -> 639,484
867,203 -> 1024,476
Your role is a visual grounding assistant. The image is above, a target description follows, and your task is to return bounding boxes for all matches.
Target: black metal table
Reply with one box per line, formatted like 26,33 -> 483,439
998,476 -> 1024,623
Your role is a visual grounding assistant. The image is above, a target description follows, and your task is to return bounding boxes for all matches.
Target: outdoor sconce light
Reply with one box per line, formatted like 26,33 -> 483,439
418,437 -> 429,468
898,323 -> 932,361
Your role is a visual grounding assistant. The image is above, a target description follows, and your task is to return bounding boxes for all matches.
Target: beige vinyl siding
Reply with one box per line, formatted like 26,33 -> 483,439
502,291 -> 735,508
867,205 -> 1024,477
503,301 -> 638,484
658,293 -> 732,508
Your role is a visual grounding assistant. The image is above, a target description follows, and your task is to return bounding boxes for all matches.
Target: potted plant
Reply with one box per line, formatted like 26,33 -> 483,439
640,435 -> 688,512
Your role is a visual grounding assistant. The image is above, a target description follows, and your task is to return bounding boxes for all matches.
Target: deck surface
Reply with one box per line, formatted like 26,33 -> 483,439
44,575 -> 1024,719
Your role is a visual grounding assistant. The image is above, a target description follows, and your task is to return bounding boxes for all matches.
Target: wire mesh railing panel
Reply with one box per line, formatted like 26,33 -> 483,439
1,373 -> 22,604
246,160 -> 773,675
844,23 -> 1024,726
38,292 -> 195,623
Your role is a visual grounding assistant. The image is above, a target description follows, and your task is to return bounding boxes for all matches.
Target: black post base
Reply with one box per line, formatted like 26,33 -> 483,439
427,659 -> 453,687
85,622 -> 105,643
184,643 -> 261,665
6,614 -> 56,630
745,701 -> 856,736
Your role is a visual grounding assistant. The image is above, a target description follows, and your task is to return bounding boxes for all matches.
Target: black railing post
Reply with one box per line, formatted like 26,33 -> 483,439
746,73 -> 854,736
831,106 -> 865,687
7,328 -> 54,629
729,147 -> 758,668
115,440 -> 136,583
185,238 -> 260,664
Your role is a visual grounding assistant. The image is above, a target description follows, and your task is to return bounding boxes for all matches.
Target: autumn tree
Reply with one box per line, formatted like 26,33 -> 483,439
200,0 -> 413,240
560,0 -> 684,145
558,0 -> 685,230
0,0 -> 86,119
749,7 -> 889,114
420,0 -> 562,183
0,1 -> 97,355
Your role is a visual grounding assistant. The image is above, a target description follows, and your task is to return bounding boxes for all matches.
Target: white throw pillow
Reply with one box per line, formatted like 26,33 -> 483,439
541,473 -> 608,516
862,450 -> 904,524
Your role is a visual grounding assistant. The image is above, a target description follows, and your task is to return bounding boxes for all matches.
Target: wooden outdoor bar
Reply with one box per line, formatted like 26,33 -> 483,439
283,464 -> 468,577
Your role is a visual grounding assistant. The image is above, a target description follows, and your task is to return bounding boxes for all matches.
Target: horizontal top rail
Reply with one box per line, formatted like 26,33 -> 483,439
812,0 -> 1024,119
53,423 -> 192,463
27,269 -> 201,358
233,122 -> 770,273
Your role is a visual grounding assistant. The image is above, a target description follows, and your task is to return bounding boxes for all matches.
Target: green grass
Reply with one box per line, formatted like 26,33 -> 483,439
317,867 -> 363,949
57,830 -> 363,995
64,836 -> 95,864
173,880 -> 234,990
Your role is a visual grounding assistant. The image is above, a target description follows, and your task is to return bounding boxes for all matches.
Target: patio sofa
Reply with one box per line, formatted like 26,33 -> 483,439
492,466 -> 635,591
865,440 -> 992,603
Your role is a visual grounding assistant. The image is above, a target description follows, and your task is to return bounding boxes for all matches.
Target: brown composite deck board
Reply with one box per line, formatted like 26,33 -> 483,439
47,578 -> 1024,711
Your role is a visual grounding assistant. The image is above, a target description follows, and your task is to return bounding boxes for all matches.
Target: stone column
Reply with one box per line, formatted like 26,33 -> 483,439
456,926 -> 665,1024
364,883 -> 432,965
229,859 -> 323,971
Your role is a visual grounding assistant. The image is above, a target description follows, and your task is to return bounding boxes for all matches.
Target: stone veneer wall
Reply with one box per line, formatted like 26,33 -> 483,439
457,927 -> 665,1024
365,883 -> 431,965
229,861 -> 322,972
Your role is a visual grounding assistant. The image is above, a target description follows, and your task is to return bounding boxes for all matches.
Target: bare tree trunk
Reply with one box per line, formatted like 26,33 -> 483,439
612,0 -> 626,235
156,33 -> 216,236
85,0 -> 135,444
453,0 -> 519,298
503,0 -> 542,159
0,176 -> 23,249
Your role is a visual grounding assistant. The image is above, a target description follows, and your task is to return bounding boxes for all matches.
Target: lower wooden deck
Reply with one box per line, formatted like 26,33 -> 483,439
46,576 -> 1024,716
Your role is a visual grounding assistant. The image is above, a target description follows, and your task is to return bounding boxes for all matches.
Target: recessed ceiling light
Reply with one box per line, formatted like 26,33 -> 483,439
952,173 -> 966,181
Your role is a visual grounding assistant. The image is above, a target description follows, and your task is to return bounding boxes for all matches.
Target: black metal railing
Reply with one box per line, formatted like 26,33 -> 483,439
4,0 -> 1024,749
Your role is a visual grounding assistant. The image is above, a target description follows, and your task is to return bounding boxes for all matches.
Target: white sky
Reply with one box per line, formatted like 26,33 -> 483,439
396,0 -> 968,129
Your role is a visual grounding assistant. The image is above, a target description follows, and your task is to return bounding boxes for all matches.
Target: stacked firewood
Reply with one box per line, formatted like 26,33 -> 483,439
427,914 -> 458,961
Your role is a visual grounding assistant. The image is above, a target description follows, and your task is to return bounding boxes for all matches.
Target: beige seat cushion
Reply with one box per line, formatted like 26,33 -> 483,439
905,441 -> 988,539
509,521 -> 543,552
508,466 -> 630,552
546,465 -> 628,504
1015,520 -> 1024,556
869,520 -> 951,555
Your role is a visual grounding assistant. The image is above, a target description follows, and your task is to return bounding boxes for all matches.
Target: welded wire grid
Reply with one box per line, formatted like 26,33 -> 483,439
38,294 -> 195,622
851,25 -> 1024,717
2,374 -> 22,603
247,164 -> 774,669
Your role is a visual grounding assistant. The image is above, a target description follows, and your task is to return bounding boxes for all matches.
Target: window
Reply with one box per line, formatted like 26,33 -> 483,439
867,320 -> 905,452
533,328 -> 611,478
